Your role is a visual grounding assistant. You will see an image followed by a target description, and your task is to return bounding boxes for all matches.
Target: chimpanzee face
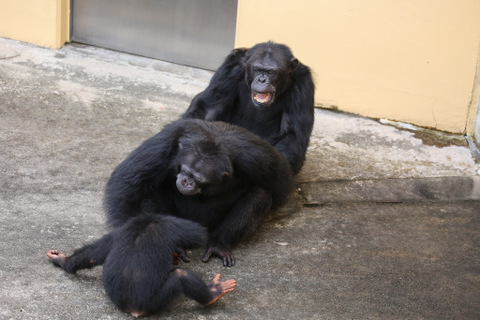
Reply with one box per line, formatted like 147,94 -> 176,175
244,42 -> 299,109
175,140 -> 233,196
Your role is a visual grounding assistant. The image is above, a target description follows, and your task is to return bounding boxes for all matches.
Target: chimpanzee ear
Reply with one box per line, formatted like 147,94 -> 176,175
290,58 -> 299,72
241,56 -> 248,69
222,170 -> 233,181
223,162 -> 233,178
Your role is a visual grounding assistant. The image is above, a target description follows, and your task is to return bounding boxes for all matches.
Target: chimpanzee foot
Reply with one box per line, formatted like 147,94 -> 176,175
205,274 -> 237,305
46,249 -> 66,267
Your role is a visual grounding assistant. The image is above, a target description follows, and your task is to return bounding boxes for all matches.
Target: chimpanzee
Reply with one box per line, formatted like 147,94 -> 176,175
47,214 -> 236,317
182,41 -> 315,174
104,119 -> 295,266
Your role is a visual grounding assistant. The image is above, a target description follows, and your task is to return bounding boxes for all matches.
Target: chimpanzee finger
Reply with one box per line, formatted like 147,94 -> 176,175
202,247 -> 215,263
223,253 -> 235,267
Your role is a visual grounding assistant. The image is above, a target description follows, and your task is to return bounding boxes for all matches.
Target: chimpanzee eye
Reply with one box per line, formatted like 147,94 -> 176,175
193,172 -> 207,184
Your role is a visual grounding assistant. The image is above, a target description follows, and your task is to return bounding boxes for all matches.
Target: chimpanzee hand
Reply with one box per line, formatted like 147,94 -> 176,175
175,247 -> 191,263
202,245 -> 235,267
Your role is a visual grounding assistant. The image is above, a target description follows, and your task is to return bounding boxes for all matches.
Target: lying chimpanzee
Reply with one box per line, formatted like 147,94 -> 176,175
47,214 -> 236,317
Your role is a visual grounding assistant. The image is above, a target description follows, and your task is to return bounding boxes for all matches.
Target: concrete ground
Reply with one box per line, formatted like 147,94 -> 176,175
0,37 -> 479,319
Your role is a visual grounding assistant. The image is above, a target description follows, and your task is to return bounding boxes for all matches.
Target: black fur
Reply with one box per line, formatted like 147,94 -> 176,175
49,215 -> 215,315
104,119 -> 295,266
183,41 -> 315,174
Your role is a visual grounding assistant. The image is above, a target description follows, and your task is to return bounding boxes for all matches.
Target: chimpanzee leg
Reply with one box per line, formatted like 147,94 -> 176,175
146,268 -> 234,310
47,234 -> 113,274
203,187 -> 272,266
127,269 -> 236,316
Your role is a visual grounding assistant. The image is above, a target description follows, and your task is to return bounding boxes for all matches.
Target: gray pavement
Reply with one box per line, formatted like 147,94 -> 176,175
0,37 -> 479,319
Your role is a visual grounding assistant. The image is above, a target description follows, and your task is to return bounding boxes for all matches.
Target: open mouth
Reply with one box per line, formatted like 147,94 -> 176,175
253,91 -> 274,105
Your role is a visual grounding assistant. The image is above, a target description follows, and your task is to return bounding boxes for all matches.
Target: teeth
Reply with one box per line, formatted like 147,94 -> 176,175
254,92 -> 272,103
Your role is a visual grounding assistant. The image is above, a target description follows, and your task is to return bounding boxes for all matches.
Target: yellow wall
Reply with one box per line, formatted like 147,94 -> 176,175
1,0 -> 478,134
236,0 -> 480,134
0,0 -> 69,49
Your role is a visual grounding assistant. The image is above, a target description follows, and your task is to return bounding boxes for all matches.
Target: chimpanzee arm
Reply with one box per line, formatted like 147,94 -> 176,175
182,48 -> 246,120
104,122 -> 188,228
273,65 -> 315,174
162,215 -> 208,247
46,234 -> 113,274
162,215 -> 208,263
202,187 -> 272,267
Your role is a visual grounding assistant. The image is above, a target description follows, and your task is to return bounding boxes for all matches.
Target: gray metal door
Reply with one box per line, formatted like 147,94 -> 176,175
71,0 -> 237,70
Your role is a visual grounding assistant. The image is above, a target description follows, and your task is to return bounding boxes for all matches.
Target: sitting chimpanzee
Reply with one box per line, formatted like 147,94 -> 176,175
182,41 -> 315,174
47,214 -> 236,317
104,119 -> 295,266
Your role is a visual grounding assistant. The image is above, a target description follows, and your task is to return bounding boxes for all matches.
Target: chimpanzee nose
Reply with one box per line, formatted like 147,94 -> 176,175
182,176 -> 194,187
